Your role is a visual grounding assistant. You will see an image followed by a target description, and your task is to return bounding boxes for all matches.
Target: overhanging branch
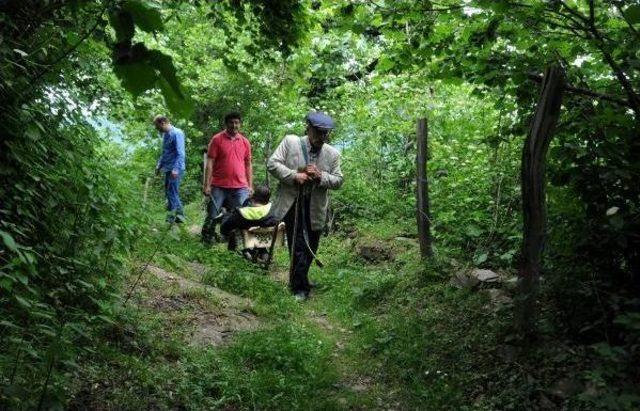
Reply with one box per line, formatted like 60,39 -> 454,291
527,72 -> 631,108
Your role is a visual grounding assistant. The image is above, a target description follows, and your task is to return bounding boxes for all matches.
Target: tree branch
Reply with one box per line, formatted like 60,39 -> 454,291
527,72 -> 632,108
559,0 -> 589,24
582,9 -> 640,116
18,0 -> 112,102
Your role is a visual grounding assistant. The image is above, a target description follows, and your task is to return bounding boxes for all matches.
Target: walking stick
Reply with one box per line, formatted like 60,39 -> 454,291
288,185 -> 303,284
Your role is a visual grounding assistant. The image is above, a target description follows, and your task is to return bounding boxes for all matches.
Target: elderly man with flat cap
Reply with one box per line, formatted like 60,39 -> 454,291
267,112 -> 343,300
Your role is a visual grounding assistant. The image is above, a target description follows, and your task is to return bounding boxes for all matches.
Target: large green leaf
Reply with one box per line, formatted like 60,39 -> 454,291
158,77 -> 194,118
122,0 -> 164,33
113,61 -> 157,97
147,50 -> 184,99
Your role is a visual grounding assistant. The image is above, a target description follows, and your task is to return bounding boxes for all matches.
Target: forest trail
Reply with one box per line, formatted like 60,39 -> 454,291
113,203 -> 402,409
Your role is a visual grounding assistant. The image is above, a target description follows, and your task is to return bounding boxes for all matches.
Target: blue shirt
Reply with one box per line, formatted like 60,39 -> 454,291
157,126 -> 186,173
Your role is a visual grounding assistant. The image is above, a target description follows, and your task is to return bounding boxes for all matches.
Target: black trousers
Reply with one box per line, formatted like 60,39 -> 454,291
284,198 -> 321,295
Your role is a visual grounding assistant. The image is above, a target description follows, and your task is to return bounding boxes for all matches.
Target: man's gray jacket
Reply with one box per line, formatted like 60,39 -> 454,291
267,135 -> 343,231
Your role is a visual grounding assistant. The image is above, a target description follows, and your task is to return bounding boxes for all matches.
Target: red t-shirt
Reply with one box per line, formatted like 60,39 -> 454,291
207,131 -> 252,188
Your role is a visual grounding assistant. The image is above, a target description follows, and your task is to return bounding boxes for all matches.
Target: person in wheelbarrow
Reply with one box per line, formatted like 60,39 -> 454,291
220,185 -> 276,261
267,112 -> 344,301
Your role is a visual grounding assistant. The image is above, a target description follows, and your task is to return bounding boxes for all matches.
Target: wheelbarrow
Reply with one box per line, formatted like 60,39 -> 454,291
232,222 -> 286,269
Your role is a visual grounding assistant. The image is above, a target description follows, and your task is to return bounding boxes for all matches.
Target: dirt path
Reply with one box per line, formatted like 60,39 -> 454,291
140,264 -> 259,347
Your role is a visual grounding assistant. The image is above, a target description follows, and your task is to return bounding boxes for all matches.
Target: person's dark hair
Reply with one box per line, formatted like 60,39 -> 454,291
252,185 -> 270,204
224,111 -> 242,124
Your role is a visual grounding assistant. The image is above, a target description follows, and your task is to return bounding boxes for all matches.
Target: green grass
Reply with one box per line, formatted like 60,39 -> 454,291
71,203 -> 614,410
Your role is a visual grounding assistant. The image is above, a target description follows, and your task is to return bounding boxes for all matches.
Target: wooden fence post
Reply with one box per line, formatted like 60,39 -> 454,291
416,118 -> 433,258
516,66 -> 565,338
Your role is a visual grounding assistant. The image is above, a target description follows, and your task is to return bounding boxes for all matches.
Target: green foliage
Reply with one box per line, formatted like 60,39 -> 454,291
2,0 -> 640,408
0,102 -> 145,408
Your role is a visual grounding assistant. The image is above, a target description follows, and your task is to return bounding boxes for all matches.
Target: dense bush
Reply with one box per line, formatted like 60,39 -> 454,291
0,102 -> 144,408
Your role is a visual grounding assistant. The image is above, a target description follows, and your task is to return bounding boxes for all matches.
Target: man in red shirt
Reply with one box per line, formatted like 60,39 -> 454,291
201,112 -> 253,244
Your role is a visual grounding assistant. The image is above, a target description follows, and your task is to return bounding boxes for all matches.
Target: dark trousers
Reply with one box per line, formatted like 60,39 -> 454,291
164,171 -> 184,222
284,198 -> 320,295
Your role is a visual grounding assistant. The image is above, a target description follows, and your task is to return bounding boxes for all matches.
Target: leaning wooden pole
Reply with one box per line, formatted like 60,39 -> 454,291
416,118 -> 433,258
143,177 -> 151,205
264,133 -> 272,188
516,66 -> 565,338
202,147 -> 208,189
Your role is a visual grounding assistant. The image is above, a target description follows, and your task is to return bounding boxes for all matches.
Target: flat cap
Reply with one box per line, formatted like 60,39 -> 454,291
305,111 -> 335,130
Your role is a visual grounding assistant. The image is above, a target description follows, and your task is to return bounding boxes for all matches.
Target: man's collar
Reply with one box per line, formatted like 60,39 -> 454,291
224,130 -> 239,140
304,136 -> 322,154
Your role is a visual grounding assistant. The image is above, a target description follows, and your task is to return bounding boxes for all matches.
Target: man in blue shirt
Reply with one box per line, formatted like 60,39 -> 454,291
154,115 -> 186,224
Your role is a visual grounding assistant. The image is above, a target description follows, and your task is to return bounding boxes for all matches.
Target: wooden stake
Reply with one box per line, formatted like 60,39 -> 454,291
516,66 -> 565,338
143,177 -> 151,205
416,118 -> 433,258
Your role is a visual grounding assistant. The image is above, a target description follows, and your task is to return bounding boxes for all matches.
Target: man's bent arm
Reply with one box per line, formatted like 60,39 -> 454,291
267,136 -> 296,185
319,155 -> 344,189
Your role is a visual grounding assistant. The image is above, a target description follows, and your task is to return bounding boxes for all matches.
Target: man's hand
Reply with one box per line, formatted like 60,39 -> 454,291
294,172 -> 309,185
171,170 -> 178,179
248,186 -> 254,196
305,165 -> 321,180
203,185 -> 211,196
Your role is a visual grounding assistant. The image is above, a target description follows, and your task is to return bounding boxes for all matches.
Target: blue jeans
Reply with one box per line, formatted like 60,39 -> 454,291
164,170 -> 184,222
201,187 -> 249,241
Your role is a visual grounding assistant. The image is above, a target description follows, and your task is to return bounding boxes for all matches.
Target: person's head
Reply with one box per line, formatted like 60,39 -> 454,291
224,112 -> 242,136
153,115 -> 171,132
305,111 -> 335,149
251,185 -> 270,205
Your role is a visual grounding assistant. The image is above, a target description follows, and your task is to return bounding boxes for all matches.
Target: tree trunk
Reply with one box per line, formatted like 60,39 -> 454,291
416,118 -> 433,258
516,66 -> 565,338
